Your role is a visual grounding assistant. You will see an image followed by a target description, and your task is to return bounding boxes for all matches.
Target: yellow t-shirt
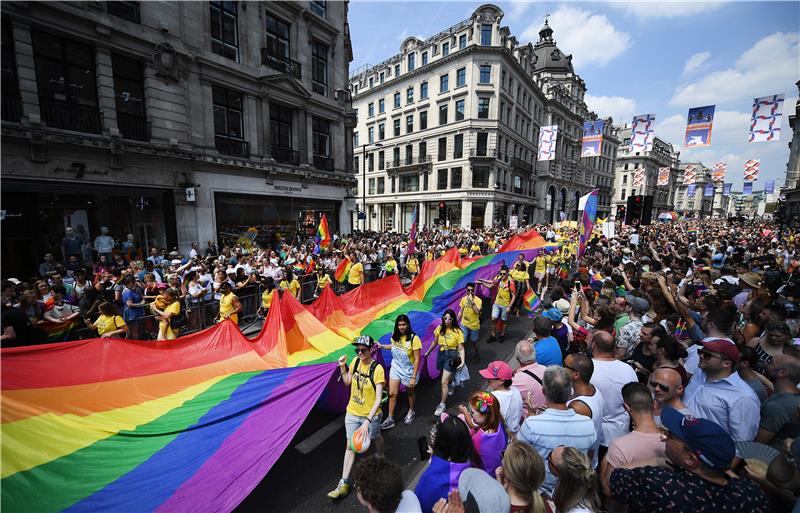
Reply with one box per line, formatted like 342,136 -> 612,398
219,292 -> 239,324
495,278 -> 513,307
459,295 -> 483,331
433,325 -> 464,350
392,334 -> 422,362
280,278 -> 300,298
317,274 -> 332,289
95,314 -> 125,336
261,289 -> 275,309
458,247 -> 468,256
159,301 -> 180,340
545,255 -> 556,269
470,244 -> 481,254
534,256 -> 547,274
346,358 -> 386,417
487,240 -> 497,250
510,269 -> 529,282
407,257 -> 419,273
385,260 -> 397,273
348,262 -> 363,285
426,251 -> 435,261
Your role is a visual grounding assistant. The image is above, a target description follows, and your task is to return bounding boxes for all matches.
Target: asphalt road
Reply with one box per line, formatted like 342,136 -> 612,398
235,311 -> 533,513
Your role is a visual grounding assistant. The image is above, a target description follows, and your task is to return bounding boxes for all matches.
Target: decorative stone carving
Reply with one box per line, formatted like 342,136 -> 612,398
153,42 -> 181,82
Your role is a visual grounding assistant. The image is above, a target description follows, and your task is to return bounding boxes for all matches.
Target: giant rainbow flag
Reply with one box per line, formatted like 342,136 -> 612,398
1,230 -> 553,513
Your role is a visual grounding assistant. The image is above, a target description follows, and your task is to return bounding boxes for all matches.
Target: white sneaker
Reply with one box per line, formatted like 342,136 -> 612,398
403,410 -> 416,424
434,403 -> 446,416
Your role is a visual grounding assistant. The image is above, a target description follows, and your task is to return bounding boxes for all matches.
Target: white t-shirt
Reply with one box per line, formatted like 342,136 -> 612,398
590,359 -> 638,447
492,387 -> 524,434
396,490 -> 423,513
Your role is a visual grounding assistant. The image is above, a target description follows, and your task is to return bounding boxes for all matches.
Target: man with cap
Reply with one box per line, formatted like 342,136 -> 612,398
609,406 -> 767,513
683,339 -> 760,442
615,294 -> 649,360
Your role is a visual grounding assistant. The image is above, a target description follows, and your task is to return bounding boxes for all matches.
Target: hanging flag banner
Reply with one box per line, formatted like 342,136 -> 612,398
578,189 -> 599,258
580,120 -> 604,157
684,105 -> 715,147
632,168 -> 645,187
537,125 -> 559,161
657,167 -> 670,186
687,184 -> 697,197
683,165 -> 697,185
712,162 -> 727,182
723,183 -> 732,196
630,113 -> 656,152
704,183 -> 714,197
765,180 -> 775,194
744,159 -> 760,181
749,94 -> 785,142
743,182 -> 753,196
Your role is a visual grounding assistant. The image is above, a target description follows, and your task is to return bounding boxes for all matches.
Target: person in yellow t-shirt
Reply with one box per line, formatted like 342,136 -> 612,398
279,269 -> 301,298
217,282 -> 242,325
425,249 -> 435,261
532,252 -> 547,293
377,314 -> 422,429
152,288 -> 180,340
383,254 -> 398,277
406,252 -> 419,278
260,277 -> 276,316
469,242 -> 482,257
458,282 -> 483,362
487,238 -> 497,253
347,252 -> 364,291
315,267 -> 332,296
509,260 -> 530,317
329,335 -> 385,499
424,309 -> 465,417
85,301 -> 128,339
458,245 -> 468,257
477,266 -> 516,344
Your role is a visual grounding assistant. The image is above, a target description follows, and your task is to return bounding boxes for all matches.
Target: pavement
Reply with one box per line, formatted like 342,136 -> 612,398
234,310 -> 532,513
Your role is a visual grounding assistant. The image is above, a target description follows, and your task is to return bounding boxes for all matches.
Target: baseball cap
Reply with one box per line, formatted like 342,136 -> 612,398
625,294 -> 650,314
661,406 -> 735,471
352,335 -> 375,348
479,360 -> 513,380
702,339 -> 740,363
542,307 -> 563,322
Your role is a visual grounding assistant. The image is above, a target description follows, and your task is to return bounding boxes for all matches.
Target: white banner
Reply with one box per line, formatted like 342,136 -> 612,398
537,125 -> 558,161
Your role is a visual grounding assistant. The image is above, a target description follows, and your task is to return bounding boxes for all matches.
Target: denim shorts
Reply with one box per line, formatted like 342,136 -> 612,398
345,413 -> 381,440
462,326 -> 479,343
491,303 -> 509,321
436,348 -> 459,373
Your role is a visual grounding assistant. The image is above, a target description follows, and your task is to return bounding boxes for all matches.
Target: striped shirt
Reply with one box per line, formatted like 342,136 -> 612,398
519,408 -> 596,496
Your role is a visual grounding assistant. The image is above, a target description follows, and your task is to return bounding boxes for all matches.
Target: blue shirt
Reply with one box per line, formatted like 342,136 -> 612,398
121,288 -> 144,321
684,370 -> 760,442
533,336 -> 563,366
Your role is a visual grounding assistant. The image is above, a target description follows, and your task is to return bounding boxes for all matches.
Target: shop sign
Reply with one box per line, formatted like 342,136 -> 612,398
271,184 -> 303,193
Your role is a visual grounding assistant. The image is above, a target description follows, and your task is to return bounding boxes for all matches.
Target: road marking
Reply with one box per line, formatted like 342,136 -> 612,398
295,415 -> 344,454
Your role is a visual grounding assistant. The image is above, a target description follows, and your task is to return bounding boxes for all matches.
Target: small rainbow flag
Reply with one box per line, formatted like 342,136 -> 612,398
522,289 -> 541,317
314,214 -> 331,255
334,257 -> 352,283
40,319 -> 77,343
305,259 -> 316,275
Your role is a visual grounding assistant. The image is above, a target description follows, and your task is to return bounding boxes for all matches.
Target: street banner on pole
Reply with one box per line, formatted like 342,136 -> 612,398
633,168 -> 645,187
578,189 -> 599,258
723,183 -> 732,196
743,182 -> 753,196
683,165 -> 697,185
744,159 -> 760,181
581,120 -> 604,157
537,125 -> 558,161
630,114 -> 655,152
704,183 -> 714,197
765,180 -> 775,194
684,105 -> 715,147
712,162 -> 726,182
657,167 -> 670,186
687,184 -> 697,197
749,94 -> 785,142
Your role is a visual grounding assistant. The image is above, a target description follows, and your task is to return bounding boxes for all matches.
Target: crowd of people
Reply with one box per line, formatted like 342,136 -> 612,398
329,218 -> 800,513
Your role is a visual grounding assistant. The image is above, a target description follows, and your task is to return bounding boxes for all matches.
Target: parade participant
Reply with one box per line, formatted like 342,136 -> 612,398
458,282 -> 482,362
550,447 -> 603,513
650,367 -> 692,426
479,360 -> 523,435
565,353 -> 604,469
153,288 -> 180,340
531,251 -> 547,294
458,391 -> 509,478
383,254 -> 398,277
329,335 -> 385,500
348,252 -> 365,291
85,301 -> 127,339
425,309 -> 465,417
260,276 -> 276,317
478,266 -> 516,344
380,315 -> 422,429
406,252 -> 419,279
757,352 -> 800,449
653,334 -> 690,387
314,266 -> 332,297
279,268 -> 301,299
528,315 -> 563,366
495,441 -> 551,513
217,281 -> 242,325
509,260 -> 529,317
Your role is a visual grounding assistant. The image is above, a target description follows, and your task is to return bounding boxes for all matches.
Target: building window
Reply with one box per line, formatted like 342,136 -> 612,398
423,169 -> 429,190
266,14 -> 290,62
1,18 -> 20,122
406,114 -> 413,133
368,126 -> 374,143
440,74 -> 449,93
379,99 -> 385,113
378,123 -> 385,140
621,189 -> 626,200
420,110 -> 428,130
393,118 -> 400,137
438,137 -> 446,161
477,98 -> 490,119
476,132 -> 488,156
455,99 -> 464,121
353,155 -> 359,170
622,175 -> 627,184
422,51 -> 428,65
377,177 -> 385,194
368,102 -> 374,117
453,134 -> 463,158
391,176 -> 396,193
456,67 -> 466,87
311,40 -> 328,95
408,53 -> 415,71
368,153 -> 374,171
420,81 -> 428,99
400,174 -> 419,192
459,34 -> 467,49
213,85 -> 247,156
369,177 -> 376,194
419,141 -> 427,160
481,24 -> 492,45
107,1 -> 140,23
473,167 -> 489,187
210,1 -> 238,60
405,144 -> 413,164
438,169 -> 448,190
394,92 -> 401,108
354,132 -> 359,146
393,147 -> 400,165
379,72 -> 384,84
112,54 -> 148,140
270,103 -> 293,163
452,167 -> 462,188
378,151 -> 385,170
394,64 -> 400,76
442,42 -> 449,56
479,65 -> 491,84
439,104 -> 448,125
32,32 -> 101,133
369,77 -> 373,88
406,87 -> 414,104
310,0 -> 326,18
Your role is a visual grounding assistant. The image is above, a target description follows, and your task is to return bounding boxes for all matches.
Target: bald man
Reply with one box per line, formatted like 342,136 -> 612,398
650,367 -> 692,427
566,353 -> 604,468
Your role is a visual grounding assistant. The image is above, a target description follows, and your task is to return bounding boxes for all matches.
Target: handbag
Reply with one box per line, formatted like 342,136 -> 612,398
450,353 -> 462,370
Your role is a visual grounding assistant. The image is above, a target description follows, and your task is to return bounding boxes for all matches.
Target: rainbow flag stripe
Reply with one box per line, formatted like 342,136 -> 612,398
522,288 -> 541,317
333,258 -> 352,283
2,230 -> 552,513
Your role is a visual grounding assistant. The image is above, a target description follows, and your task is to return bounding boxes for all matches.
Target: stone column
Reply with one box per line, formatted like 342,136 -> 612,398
395,202 -> 402,231
198,80 -> 215,150
418,200 -> 427,228
303,111 -> 313,165
245,94 -> 259,156
12,20 -> 41,124
332,120 -> 344,171
461,200 -> 472,229
261,98 -> 272,157
95,47 -> 119,136
506,203 -> 514,224
484,200 -> 495,228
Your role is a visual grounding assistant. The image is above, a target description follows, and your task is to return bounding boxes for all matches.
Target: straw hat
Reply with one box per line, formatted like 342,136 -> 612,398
738,272 -> 762,289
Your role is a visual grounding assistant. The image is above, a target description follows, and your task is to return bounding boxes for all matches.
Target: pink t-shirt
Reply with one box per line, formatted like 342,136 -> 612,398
605,430 -> 666,469
512,362 -> 547,417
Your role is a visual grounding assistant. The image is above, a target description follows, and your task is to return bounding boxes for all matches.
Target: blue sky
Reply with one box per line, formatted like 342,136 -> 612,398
348,1 -> 800,191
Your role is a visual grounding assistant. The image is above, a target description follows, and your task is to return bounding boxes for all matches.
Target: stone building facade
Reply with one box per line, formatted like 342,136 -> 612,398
1,1 -> 355,276
673,162 -> 714,218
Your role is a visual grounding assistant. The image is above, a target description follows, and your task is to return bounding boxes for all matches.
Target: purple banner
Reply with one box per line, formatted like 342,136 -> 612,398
743,182 -> 753,196
723,183 -> 732,196
704,183 -> 714,197
765,180 -> 775,194
687,184 -> 697,197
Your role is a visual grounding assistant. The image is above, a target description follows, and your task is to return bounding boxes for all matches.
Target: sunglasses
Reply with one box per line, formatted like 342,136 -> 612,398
466,288 -> 474,292
648,380 -> 670,392
354,347 -> 369,355
700,350 -> 724,361
500,273 -> 508,276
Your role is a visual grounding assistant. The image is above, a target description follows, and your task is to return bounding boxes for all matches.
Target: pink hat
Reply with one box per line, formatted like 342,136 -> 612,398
479,360 -> 513,380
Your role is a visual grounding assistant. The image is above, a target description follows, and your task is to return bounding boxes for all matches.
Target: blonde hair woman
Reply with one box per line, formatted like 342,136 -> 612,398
495,441 -> 551,513
550,447 -> 601,513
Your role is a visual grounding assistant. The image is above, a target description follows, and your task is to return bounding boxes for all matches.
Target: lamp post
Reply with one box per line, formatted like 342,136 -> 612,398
361,142 -> 383,231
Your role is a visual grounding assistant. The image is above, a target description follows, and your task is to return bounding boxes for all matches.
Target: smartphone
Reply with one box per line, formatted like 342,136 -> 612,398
416,436 -> 430,461
574,281 -> 582,292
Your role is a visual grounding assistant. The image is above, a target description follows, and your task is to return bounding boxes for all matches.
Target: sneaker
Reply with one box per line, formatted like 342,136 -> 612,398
499,334 -> 506,344
380,416 -> 396,430
487,334 -> 497,344
471,353 -> 480,363
403,410 -> 416,424
327,480 -> 349,499
434,402 -> 446,416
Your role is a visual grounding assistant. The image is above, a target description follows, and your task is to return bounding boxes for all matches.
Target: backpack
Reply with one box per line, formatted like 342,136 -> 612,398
352,359 -> 379,389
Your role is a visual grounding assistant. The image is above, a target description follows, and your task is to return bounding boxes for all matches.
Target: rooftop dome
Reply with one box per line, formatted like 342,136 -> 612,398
532,19 -> 574,73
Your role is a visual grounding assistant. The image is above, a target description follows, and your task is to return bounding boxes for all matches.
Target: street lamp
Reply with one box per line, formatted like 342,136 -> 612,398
361,142 -> 383,231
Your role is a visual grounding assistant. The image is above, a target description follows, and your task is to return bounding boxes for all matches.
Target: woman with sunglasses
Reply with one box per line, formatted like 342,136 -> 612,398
329,335 -> 385,500
425,309 -> 465,417
495,441 -> 552,513
457,391 -> 509,478
379,314 -> 422,429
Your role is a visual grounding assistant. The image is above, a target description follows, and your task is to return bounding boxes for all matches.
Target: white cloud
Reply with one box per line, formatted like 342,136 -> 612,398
521,6 -> 631,67
585,94 -> 638,124
670,32 -> 800,107
610,1 -> 724,20
682,51 -> 710,76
